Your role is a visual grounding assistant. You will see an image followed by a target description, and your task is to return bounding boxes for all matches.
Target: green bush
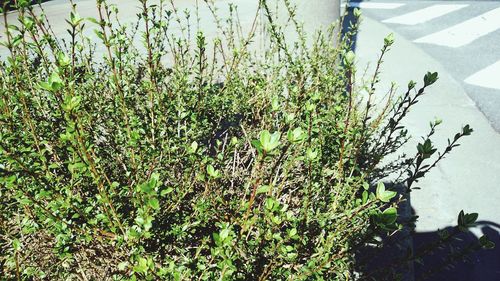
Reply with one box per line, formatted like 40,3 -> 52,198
0,0 -> 493,280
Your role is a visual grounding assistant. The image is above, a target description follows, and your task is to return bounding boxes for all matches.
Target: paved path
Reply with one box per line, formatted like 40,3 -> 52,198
349,0 -> 500,133
353,3 -> 500,279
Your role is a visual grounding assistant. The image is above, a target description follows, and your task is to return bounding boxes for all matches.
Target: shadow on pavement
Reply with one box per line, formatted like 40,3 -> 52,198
342,1 -> 360,52
413,221 -> 500,280
351,182 -> 499,280
342,2 -> 499,280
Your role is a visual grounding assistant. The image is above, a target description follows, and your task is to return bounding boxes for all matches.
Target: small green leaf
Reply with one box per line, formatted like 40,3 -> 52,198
259,130 -> 281,153
117,261 -> 128,271
133,257 -> 148,274
353,8 -> 362,18
376,182 -> 396,203
12,239 -> 21,251
306,148 -> 318,161
139,173 -> 160,194
271,96 -> 280,111
220,228 -> 230,241
464,213 -> 478,225
57,52 -> 71,67
251,139 -> 263,154
343,50 -> 356,66
63,96 -> 82,112
256,185 -> 271,195
49,72 -> 64,91
148,198 -> 160,210
479,235 -> 495,249
86,17 -> 99,25
38,81 -> 52,91
206,164 -> 220,179
160,187 -> 174,196
458,210 -> 478,231
190,141 -> 198,153
408,80 -> 417,90
378,207 -> 398,225
462,124 -> 473,136
287,127 -> 306,143
362,191 -> 368,204
424,71 -> 439,87
384,33 -> 395,46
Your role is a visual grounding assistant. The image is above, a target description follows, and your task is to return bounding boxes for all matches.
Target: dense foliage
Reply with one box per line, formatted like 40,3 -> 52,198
0,0 -> 494,280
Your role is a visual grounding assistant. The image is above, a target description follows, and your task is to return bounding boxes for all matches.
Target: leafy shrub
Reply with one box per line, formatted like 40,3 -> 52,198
0,0 -> 494,280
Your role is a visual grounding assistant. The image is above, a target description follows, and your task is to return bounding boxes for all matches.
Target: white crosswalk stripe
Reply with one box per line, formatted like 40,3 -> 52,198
465,60 -> 500,90
413,7 -> 500,48
361,0 -> 500,131
348,2 -> 405,10
382,4 -> 468,25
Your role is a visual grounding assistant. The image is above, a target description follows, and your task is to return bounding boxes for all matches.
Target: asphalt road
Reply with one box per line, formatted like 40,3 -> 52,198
352,0 -> 500,132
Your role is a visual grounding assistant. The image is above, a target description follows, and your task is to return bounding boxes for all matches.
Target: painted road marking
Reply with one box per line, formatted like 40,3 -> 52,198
382,4 -> 468,25
414,7 -> 500,47
348,2 -> 405,10
465,60 -> 500,90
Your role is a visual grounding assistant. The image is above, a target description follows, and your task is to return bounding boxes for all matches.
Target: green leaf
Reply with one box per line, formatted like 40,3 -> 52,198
220,228 -> 230,241
69,11 -> 83,26
12,239 -> 21,251
362,191 -> 368,204
48,72 -> 64,91
353,8 -> 362,18
190,141 -> 198,153
424,71 -> 439,87
457,210 -> 478,231
139,173 -> 160,194
462,124 -> 473,136
252,139 -> 263,155
63,96 -> 82,112
376,182 -> 397,203
117,261 -> 128,271
38,81 -> 52,91
57,52 -> 71,67
384,33 -> 395,46
206,164 -> 220,179
271,96 -> 280,111
133,257 -> 148,274
160,187 -> 174,197
343,50 -> 356,66
287,127 -> 306,143
306,148 -> 318,161
259,130 -> 281,153
408,80 -> 417,90
148,198 -> 160,210
479,235 -> 495,249
465,213 -> 478,225
256,185 -> 271,195
94,29 -> 105,41
378,207 -> 398,225
87,17 -> 100,25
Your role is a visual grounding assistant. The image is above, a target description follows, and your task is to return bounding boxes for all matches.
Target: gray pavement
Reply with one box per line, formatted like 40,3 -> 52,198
355,7 -> 500,280
352,0 -> 500,132
356,5 -> 500,233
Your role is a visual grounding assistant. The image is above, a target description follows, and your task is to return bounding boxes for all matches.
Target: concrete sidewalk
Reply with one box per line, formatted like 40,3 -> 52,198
355,15 -> 500,279
356,15 -> 500,233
